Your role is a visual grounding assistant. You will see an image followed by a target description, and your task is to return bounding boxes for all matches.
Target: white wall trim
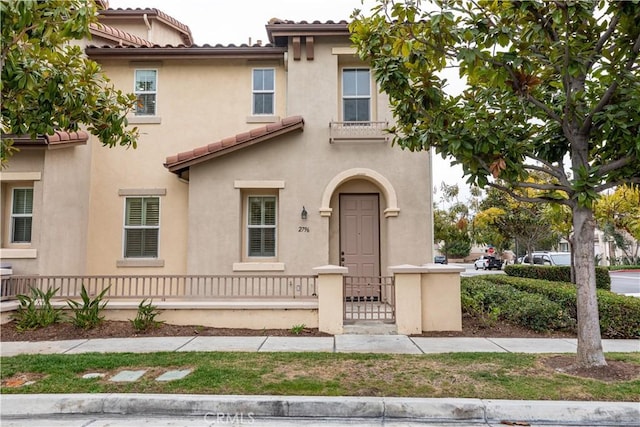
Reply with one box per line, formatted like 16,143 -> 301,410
118,188 -> 167,196
116,259 -> 165,268
234,180 -> 285,189
0,172 -> 42,182
0,248 -> 37,259
232,262 -> 285,272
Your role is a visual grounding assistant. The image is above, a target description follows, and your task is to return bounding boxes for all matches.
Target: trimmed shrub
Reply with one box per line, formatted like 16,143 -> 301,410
482,275 -> 640,339
461,277 -> 574,333
504,264 -> 611,291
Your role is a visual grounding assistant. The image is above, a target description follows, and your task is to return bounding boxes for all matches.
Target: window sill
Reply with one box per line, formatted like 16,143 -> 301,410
246,115 -> 279,124
0,248 -> 37,259
233,262 -> 285,272
128,116 -> 162,124
116,259 -> 165,268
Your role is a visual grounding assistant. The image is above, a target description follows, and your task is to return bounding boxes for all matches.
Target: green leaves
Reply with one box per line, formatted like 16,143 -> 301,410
351,0 -> 640,203
1,0 -> 138,165
67,285 -> 110,329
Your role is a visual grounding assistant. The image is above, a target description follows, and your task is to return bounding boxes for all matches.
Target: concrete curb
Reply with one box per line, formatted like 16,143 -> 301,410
1,394 -> 638,425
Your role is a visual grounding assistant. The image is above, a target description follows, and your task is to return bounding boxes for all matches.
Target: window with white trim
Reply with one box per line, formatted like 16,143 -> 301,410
252,68 -> 275,115
247,196 -> 276,257
124,197 -> 159,258
134,69 -> 157,116
342,68 -> 371,121
11,188 -> 33,243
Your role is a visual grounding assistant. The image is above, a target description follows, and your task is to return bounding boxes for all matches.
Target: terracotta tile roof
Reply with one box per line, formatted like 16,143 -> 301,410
90,22 -> 154,47
165,116 -> 304,175
2,131 -> 89,148
266,19 -> 350,45
85,43 -> 286,59
99,8 -> 193,45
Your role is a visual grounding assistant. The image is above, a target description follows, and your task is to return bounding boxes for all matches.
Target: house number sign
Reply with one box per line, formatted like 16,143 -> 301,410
298,226 -> 310,232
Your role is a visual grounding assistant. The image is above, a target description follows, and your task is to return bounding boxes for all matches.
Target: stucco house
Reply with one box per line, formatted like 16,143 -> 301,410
1,5 -> 463,334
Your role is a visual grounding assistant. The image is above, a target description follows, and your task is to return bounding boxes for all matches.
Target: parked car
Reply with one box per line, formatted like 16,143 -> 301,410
474,255 -> 503,270
434,255 -> 448,264
521,251 -> 571,266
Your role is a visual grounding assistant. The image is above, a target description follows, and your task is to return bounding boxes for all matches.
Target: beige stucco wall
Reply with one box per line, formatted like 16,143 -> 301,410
1,143 -> 92,276
85,57 -> 286,275
182,37 -> 432,276
71,31 -> 430,278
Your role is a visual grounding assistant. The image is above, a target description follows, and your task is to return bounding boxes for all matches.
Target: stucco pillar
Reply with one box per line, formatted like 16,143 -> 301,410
388,265 -> 422,335
420,264 -> 465,331
313,265 -> 347,335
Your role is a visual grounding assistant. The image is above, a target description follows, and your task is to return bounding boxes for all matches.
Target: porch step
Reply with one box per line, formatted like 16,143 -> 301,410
343,321 -> 397,335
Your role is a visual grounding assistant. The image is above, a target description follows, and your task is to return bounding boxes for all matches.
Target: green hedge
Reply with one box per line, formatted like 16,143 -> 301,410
608,265 -> 640,271
481,275 -> 640,339
461,277 -> 575,333
504,264 -> 611,291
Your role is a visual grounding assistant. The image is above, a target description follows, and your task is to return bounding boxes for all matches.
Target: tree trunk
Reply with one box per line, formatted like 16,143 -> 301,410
573,205 -> 607,368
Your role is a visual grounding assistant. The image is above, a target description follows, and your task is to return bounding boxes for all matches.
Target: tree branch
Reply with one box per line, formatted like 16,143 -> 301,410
598,156 -> 634,176
596,177 -> 640,193
513,181 -> 569,192
585,13 -> 620,72
581,31 -> 640,134
487,182 -> 573,207
522,162 -> 571,187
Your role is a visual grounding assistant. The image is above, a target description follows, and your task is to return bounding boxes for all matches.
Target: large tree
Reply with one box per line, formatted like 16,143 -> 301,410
1,0 -> 138,165
351,0 -> 640,368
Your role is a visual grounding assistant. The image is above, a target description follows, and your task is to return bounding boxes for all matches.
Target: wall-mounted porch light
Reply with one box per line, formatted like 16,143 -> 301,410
301,206 -> 308,220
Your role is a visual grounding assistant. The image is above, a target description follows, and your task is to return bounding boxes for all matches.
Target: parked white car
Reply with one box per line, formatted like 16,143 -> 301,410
474,255 -> 503,270
521,251 -> 571,266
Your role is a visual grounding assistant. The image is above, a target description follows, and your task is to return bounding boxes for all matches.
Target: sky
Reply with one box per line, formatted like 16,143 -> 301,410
108,0 -> 471,201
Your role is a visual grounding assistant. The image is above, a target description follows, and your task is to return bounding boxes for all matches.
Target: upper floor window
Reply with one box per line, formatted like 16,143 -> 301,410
252,68 -> 275,115
247,196 -> 276,257
342,68 -> 371,122
124,196 -> 159,258
11,188 -> 33,243
135,69 -> 157,116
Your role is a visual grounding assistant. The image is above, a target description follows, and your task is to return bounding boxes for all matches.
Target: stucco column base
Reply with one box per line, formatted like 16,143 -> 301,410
390,264 -> 464,333
314,265 -> 347,335
388,265 -> 422,335
420,264 -> 464,331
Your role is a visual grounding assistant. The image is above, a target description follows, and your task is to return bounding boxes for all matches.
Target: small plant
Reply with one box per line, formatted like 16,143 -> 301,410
131,299 -> 163,332
290,323 -> 306,335
12,286 -> 63,331
67,285 -> 110,329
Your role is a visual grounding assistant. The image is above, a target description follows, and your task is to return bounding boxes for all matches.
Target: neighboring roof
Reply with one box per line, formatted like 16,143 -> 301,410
85,43 -> 286,59
89,22 -> 154,47
99,8 -> 193,45
2,131 -> 89,148
266,19 -> 350,46
164,116 -> 304,175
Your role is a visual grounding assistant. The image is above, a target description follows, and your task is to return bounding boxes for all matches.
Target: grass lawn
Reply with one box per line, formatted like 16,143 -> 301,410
1,351 -> 638,401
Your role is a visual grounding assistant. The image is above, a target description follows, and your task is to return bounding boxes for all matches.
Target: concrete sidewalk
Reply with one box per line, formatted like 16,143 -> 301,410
1,335 -> 638,356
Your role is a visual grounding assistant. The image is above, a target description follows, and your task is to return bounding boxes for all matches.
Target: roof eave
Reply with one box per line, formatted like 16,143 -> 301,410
85,45 -> 287,60
266,22 -> 350,44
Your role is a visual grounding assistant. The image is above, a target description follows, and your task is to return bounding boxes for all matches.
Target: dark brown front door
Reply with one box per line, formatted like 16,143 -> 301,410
340,194 -> 380,277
